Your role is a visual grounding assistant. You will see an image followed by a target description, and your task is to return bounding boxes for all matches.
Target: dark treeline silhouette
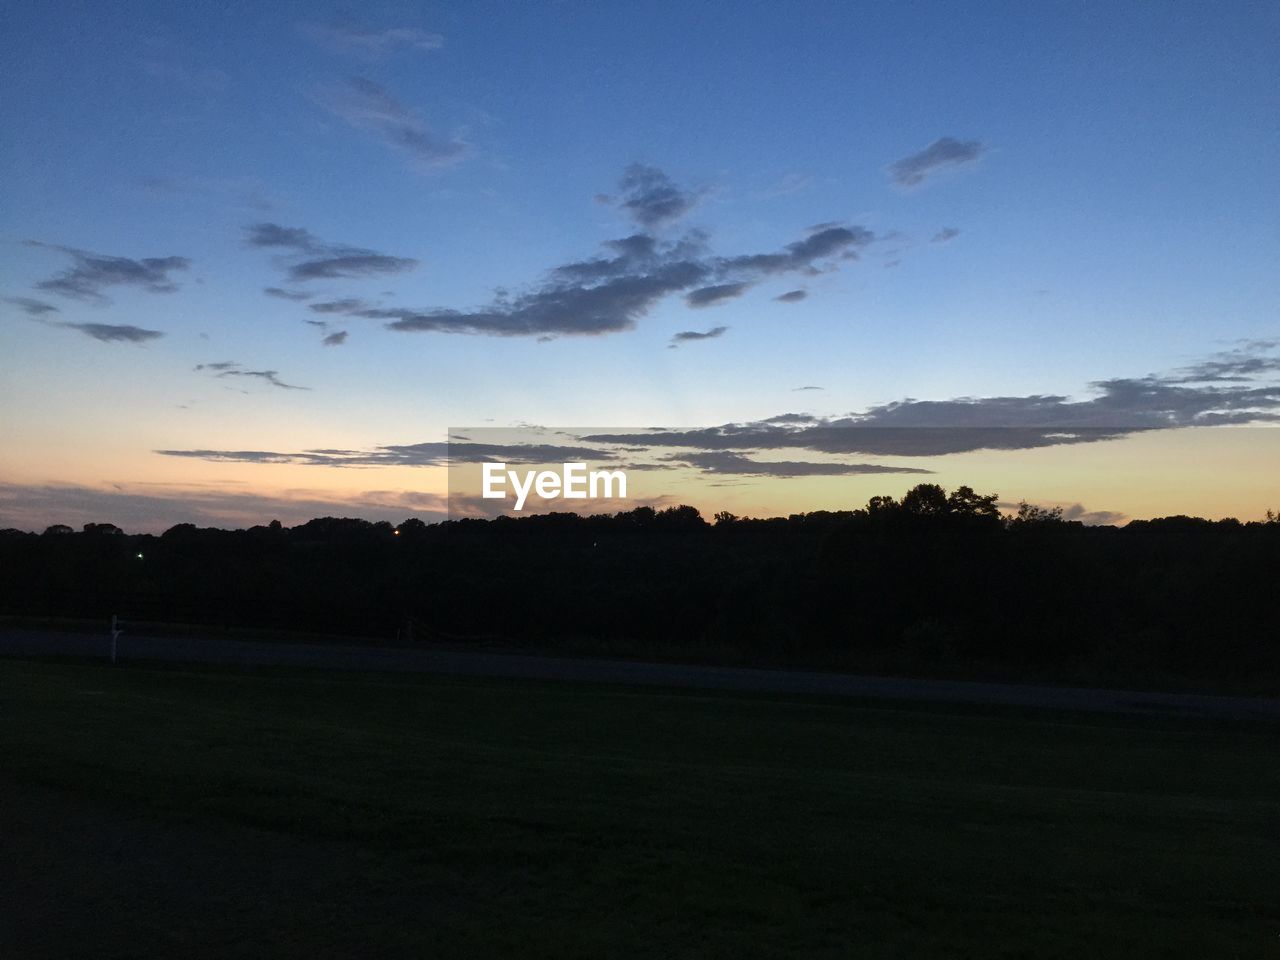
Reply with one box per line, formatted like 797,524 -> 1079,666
3,484 -> 1278,692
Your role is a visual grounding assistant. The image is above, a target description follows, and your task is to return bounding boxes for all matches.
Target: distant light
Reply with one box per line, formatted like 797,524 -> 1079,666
394,529 -> 401,535
136,553 -> 144,559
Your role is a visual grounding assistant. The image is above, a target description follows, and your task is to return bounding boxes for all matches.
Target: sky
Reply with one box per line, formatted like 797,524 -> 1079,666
2,0 -> 1278,531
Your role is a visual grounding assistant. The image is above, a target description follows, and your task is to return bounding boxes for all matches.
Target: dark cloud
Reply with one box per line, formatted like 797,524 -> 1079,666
322,331 -> 348,346
670,326 -> 728,345
375,258 -> 712,336
0,480 -> 448,533
718,225 -> 873,276
685,283 -> 750,308
263,287 -> 313,301
195,362 -> 308,390
997,500 -> 1127,526
932,227 -> 961,244
1062,503 -> 1127,526
317,168 -> 872,339
889,137 -> 984,187
26,242 -> 190,302
303,23 -> 443,58
289,254 -> 416,282
309,298 -> 372,314
610,164 -> 699,228
584,342 -> 1280,456
247,224 -> 321,251
155,441 -> 619,468
1164,341 -> 1280,383
245,223 -> 418,284
792,385 -> 824,391
669,450 -> 932,478
319,77 -> 468,170
5,297 -> 59,316
775,289 -> 807,303
61,323 -> 164,343
218,370 -> 308,390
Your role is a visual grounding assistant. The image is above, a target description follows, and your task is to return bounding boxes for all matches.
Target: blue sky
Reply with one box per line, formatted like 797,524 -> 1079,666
2,0 -> 1278,529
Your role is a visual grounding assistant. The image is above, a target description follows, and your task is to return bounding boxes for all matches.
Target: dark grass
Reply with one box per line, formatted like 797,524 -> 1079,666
2,658 -> 1277,958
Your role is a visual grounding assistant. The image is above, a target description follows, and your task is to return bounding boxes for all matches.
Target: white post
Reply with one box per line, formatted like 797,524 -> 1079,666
110,614 -> 122,664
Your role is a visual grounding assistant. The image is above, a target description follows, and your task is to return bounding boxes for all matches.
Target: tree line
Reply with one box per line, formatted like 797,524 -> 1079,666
2,484 -> 1277,692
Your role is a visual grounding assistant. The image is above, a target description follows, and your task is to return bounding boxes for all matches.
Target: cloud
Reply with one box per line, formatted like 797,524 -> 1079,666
371,257 -> 713,336
195,362 -> 308,390
303,23 -> 443,58
26,242 -> 190,302
61,323 -> 164,343
322,331 -> 348,346
775,289 -> 807,303
583,341 -> 1280,456
155,441 -> 619,468
264,287 -> 313,301
670,326 -> 728,346
668,450 -> 932,478
606,164 -> 699,228
1164,340 -> 1280,383
309,298 -> 372,314
0,480 -> 448,534
5,297 -> 59,316
290,254 -> 416,281
889,137 -> 984,187
718,224 -> 873,276
319,76 -> 468,171
685,283 -> 750,308
247,224 -> 321,251
1061,503 -> 1127,526
932,227 -> 961,244
792,385 -> 824,391
245,223 -> 418,284
294,168 -> 872,339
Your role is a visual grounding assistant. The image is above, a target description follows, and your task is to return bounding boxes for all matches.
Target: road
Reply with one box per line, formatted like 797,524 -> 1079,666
2,627 -> 1277,719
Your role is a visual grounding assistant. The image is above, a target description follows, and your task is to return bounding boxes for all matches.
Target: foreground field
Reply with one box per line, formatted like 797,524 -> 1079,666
2,659 -> 1276,958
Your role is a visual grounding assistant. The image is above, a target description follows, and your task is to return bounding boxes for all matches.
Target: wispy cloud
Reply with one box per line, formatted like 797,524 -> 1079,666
26,242 -> 190,302
318,77 -> 469,171
5,296 -> 59,316
670,326 -> 728,346
775,289 -> 807,303
0,480 -> 449,533
195,361 -> 308,390
889,137 -> 984,187
932,227 -> 961,244
668,450 -> 931,478
685,283 -> 749,308
245,223 -> 418,283
585,341 -> 1280,456
263,287 -> 313,301
61,322 -> 164,343
155,441 -> 619,468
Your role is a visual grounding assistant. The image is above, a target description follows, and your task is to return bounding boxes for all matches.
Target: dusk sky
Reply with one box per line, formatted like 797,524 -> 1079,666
2,1 -> 1278,530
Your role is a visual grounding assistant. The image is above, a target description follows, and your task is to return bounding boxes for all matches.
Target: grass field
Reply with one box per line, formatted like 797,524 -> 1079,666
2,658 -> 1277,958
